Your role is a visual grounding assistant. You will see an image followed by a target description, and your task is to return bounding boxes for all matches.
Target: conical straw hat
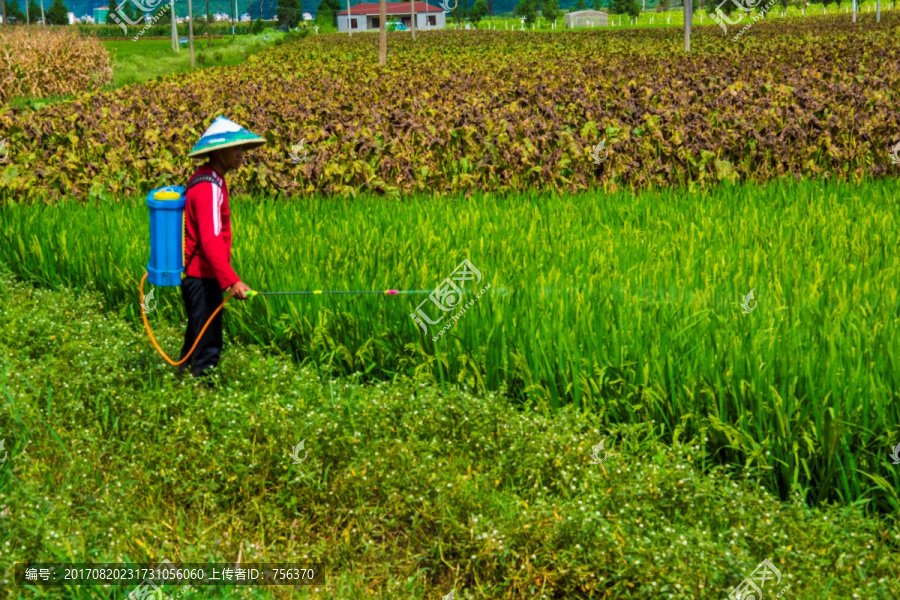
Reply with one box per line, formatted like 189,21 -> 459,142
188,116 -> 266,159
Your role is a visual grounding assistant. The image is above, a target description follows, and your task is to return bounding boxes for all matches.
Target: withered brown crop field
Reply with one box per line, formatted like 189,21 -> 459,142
0,28 -> 113,108
1,13 -> 899,202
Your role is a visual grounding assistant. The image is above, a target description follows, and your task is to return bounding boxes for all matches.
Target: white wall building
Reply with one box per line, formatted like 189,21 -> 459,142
336,2 -> 447,32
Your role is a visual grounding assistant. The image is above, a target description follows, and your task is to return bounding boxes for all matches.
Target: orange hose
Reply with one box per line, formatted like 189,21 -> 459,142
140,272 -> 234,367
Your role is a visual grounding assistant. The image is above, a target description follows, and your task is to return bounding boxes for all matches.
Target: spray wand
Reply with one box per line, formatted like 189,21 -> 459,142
141,271 -> 435,367
245,289 -> 432,299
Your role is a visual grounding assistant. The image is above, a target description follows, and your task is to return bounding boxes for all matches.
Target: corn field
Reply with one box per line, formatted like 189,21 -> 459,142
0,27 -> 113,105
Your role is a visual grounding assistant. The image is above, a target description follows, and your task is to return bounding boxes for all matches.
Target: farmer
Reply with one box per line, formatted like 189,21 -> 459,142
178,116 -> 266,381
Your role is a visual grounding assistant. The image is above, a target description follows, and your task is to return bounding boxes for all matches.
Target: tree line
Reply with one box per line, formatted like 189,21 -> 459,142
1,0 -> 69,25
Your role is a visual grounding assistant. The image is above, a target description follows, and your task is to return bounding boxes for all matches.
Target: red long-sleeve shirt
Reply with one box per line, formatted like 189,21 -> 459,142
183,166 -> 241,290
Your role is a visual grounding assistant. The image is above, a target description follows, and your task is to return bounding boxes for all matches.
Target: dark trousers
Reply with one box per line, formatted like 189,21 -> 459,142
179,277 -> 224,377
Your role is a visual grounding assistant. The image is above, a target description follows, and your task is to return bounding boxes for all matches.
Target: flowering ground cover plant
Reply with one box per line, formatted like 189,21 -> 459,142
0,268 -> 898,599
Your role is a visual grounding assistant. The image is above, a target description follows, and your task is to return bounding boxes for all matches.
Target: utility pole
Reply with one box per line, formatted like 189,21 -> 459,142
231,0 -> 235,39
852,0 -> 856,21
39,0 -> 45,26
171,0 -> 179,51
379,0 -> 386,65
26,0 -> 29,25
683,0 -> 690,51
188,0 -> 195,66
1,0 -> 7,28
206,0 -> 211,47
876,0 -> 880,21
348,0 -> 351,35
411,0 -> 416,39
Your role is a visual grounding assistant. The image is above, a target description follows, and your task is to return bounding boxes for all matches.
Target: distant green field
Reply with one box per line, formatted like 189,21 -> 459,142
1,178 -> 898,512
453,3 -> 890,30
101,31 -> 288,88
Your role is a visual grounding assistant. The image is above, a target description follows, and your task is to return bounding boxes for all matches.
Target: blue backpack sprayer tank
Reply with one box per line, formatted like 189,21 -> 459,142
146,186 -> 187,287
141,185 -> 237,366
